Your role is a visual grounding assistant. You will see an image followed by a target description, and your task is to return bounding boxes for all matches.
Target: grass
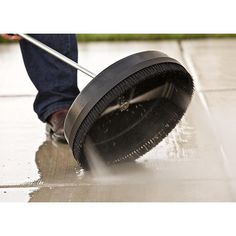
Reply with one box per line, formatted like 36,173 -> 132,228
1,34 -> 236,43
76,34 -> 236,42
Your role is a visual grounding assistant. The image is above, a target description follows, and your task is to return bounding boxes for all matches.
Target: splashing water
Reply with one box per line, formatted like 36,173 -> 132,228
83,136 -> 118,182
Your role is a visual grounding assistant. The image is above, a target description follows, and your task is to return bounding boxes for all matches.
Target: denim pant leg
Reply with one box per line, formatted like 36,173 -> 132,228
20,34 -> 80,122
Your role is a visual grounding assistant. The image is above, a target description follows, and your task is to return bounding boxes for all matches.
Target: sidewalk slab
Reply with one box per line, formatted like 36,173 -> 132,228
182,39 -> 236,91
182,39 -> 236,197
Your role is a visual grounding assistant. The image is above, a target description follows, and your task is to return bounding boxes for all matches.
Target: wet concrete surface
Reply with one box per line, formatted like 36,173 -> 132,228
0,39 -> 235,201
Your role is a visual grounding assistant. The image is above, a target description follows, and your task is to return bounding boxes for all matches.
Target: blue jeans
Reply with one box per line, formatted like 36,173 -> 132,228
20,34 -> 79,122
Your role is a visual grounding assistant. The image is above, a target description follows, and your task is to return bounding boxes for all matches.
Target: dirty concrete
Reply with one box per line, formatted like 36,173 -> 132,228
0,39 -> 235,201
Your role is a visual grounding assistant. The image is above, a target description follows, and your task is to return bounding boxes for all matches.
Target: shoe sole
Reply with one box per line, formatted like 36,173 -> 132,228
45,123 -> 67,144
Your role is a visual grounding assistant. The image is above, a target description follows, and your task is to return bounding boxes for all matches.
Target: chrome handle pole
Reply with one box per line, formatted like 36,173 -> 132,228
18,33 -> 96,79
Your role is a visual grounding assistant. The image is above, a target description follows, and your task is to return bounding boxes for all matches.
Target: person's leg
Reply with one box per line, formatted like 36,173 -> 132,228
19,34 -> 79,122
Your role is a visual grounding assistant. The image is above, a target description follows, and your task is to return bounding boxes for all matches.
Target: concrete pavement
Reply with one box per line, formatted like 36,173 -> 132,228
0,39 -> 235,201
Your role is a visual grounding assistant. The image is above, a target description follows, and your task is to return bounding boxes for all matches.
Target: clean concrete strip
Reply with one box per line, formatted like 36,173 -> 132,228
179,41 -> 232,183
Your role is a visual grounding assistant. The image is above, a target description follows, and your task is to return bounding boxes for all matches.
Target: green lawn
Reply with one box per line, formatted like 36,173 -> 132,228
0,34 -> 235,43
76,34 -> 236,41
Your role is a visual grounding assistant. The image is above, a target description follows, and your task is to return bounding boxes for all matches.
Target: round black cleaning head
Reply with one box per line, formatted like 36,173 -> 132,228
64,51 -> 194,169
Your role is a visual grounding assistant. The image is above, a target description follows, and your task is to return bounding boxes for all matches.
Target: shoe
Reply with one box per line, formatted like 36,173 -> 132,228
46,108 -> 68,143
